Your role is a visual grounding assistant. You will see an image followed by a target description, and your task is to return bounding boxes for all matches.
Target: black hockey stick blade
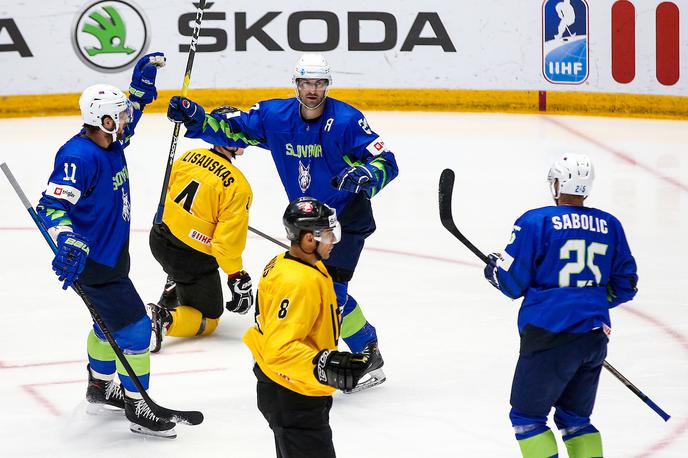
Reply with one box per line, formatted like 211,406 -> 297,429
1,163 -> 203,426
438,168 -> 490,264
603,361 -> 670,421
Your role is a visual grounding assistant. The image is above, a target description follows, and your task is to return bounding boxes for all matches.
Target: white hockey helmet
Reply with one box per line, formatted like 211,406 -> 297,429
547,153 -> 595,200
291,53 -> 332,85
79,84 -> 132,136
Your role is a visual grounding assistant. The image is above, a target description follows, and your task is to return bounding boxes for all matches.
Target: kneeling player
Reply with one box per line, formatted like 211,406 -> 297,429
483,154 -> 638,457
148,106 -> 253,352
243,197 -> 372,457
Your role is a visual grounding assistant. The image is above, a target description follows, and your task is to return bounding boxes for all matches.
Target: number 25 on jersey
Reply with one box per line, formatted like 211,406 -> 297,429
559,239 -> 608,287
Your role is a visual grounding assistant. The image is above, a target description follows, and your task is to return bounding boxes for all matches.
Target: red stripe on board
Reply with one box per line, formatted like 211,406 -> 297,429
656,2 -> 680,86
539,91 -> 547,111
611,0 -> 636,84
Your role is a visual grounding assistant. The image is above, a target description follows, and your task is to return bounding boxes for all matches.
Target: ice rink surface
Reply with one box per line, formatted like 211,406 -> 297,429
0,110 -> 686,457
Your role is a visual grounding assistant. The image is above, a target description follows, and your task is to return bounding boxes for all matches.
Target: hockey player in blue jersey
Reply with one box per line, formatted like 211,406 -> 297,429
35,53 -> 177,438
484,154 -> 638,457
167,53 -> 399,391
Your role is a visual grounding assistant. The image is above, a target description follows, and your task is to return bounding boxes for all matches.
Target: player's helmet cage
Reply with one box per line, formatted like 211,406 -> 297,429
547,153 -> 595,200
283,197 -> 341,244
79,84 -> 132,136
291,53 -> 332,86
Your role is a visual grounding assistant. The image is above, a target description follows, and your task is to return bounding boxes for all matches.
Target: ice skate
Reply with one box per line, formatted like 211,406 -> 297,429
345,341 -> 386,394
158,276 -> 180,309
125,396 -> 177,439
85,364 -> 125,412
148,302 -> 172,353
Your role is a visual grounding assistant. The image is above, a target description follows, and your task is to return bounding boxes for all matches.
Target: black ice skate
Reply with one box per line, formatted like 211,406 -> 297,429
125,395 -> 177,438
85,364 -> 125,411
345,341 -> 386,394
148,302 -> 173,353
158,276 -> 180,309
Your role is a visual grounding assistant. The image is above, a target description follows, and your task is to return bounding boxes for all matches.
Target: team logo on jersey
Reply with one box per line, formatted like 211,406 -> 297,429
298,161 -> 311,193
121,188 -> 130,222
71,0 -> 150,72
542,0 -> 589,84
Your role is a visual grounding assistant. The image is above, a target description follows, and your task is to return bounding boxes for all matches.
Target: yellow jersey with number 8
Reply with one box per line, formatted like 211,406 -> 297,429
243,252 -> 340,397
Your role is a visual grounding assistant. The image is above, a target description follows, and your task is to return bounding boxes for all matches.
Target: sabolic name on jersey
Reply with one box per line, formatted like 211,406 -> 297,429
46,182 -> 81,205
552,213 -> 608,233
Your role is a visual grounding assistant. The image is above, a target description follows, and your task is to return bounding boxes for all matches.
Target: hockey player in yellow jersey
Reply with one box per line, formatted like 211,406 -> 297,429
244,197 -> 372,458
148,106 -> 254,352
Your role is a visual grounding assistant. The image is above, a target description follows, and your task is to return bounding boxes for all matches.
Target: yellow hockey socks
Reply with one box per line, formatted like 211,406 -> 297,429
167,305 -> 219,337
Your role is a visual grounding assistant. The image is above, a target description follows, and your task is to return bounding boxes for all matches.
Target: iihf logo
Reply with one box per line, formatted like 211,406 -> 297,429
542,0 -> 589,84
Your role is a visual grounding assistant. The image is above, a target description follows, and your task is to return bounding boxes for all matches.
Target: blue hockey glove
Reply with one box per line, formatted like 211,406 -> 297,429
226,271 -> 253,314
52,232 -> 90,290
167,96 -> 206,129
129,52 -> 166,106
332,164 -> 380,198
484,252 -> 502,290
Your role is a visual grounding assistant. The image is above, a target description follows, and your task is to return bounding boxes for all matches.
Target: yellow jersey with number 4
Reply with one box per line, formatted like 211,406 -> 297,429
243,252 -> 340,397
162,148 -> 252,274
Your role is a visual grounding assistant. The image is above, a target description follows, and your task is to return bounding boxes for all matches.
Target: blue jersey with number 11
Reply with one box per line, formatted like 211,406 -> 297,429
495,205 -> 638,339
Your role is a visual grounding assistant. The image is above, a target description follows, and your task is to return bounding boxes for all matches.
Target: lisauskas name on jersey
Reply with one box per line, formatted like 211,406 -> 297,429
181,151 -> 235,187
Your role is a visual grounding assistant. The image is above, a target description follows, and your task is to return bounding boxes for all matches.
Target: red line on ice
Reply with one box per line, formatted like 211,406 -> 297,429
0,349 -> 205,370
543,116 -> 688,193
617,304 -> 687,457
21,367 -> 226,417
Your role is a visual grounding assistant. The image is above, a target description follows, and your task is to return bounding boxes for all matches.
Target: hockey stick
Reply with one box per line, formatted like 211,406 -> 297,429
1,163 -> 203,426
601,360 -> 670,421
154,0 -> 206,225
249,225 -> 289,250
438,168 -> 671,422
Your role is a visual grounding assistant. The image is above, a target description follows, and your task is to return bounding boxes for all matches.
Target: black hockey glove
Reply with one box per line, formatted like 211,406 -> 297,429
484,252 -> 502,290
313,350 -> 371,391
226,271 -> 253,314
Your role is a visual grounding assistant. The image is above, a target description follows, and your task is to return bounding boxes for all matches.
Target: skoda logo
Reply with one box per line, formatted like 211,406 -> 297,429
71,0 -> 150,72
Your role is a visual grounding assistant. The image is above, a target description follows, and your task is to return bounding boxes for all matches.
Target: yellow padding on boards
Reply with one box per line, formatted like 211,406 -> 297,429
2,88 -> 688,120
167,305 -> 219,337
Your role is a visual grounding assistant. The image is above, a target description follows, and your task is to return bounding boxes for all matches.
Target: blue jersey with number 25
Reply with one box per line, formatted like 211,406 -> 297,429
495,205 -> 638,336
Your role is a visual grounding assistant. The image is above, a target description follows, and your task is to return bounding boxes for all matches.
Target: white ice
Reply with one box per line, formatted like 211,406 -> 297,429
0,111 -> 686,457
